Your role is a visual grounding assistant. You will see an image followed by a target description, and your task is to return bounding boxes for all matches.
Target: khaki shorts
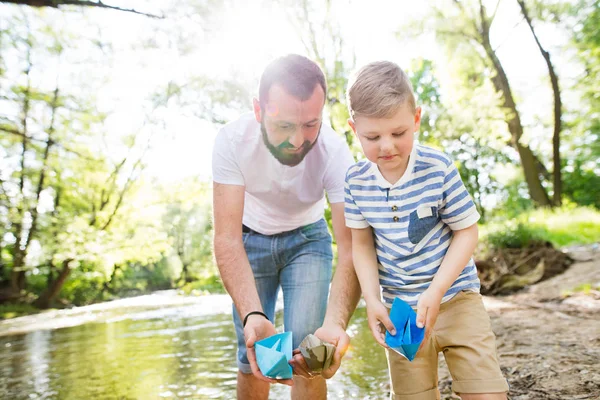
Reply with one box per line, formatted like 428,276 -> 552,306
385,290 -> 509,399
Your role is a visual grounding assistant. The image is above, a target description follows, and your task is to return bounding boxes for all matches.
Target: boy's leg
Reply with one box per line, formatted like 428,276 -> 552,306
280,219 -> 333,400
435,291 -> 509,399
385,336 -> 440,400
233,231 -> 280,400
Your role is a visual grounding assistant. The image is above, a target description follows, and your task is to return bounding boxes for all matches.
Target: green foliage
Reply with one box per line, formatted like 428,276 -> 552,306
484,222 -> 546,249
179,275 -> 225,296
482,206 -> 600,249
0,304 -> 43,320
562,160 -> 600,209
59,271 -> 104,306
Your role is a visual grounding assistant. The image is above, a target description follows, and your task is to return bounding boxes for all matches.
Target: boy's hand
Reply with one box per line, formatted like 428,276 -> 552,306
366,301 -> 396,348
415,287 -> 443,351
244,316 -> 294,387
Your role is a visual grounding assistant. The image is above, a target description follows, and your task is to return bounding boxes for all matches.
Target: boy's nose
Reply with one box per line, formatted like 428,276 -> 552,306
380,138 -> 394,152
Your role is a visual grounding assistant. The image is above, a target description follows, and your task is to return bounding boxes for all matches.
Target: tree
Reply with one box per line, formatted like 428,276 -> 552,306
517,0 -> 563,206
283,0 -> 358,152
158,179 -> 215,285
423,0 -> 553,206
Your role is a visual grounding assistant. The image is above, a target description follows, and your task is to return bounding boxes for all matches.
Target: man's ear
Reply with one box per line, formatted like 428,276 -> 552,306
252,98 -> 262,123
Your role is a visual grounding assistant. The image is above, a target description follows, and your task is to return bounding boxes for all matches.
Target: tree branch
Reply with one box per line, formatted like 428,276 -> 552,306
0,0 -> 164,18
0,127 -> 102,163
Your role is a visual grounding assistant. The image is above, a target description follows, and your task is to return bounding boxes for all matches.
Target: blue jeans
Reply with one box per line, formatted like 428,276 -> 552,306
233,218 -> 333,373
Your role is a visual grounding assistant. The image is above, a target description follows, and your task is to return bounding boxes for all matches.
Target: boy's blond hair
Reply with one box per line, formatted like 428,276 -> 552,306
346,61 -> 416,119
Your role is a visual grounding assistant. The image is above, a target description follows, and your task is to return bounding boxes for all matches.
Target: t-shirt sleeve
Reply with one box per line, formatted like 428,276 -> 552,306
344,169 -> 370,229
439,162 -> 480,230
211,127 -> 245,186
323,141 -> 355,204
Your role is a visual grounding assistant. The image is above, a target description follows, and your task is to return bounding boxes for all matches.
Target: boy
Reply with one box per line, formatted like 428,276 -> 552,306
344,61 -> 509,399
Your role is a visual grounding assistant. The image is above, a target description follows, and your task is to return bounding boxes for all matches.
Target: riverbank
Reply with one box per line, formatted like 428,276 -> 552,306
438,243 -> 600,399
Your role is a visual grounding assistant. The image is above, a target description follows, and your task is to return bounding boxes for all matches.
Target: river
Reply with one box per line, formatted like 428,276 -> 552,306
0,291 -> 389,399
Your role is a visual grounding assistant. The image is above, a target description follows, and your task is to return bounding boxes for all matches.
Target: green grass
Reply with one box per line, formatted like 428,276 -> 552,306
481,206 -> 600,249
0,304 -> 45,320
561,282 -> 600,298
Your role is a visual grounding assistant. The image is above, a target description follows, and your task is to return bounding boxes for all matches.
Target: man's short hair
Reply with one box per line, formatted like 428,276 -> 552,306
259,54 -> 327,108
346,61 -> 416,119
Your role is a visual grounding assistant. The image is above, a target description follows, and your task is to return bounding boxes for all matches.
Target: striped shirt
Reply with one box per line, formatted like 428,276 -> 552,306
344,144 -> 481,307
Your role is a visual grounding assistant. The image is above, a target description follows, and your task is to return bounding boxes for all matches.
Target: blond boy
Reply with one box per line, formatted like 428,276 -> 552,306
344,61 -> 509,399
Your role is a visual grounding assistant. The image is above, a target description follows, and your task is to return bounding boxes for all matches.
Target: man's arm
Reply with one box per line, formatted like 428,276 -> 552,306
213,182 -> 291,385
295,202 -> 361,379
213,182 -> 262,317
323,202 -> 361,328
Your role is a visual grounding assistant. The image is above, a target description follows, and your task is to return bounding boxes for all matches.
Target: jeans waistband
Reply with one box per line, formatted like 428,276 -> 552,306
242,219 -> 324,236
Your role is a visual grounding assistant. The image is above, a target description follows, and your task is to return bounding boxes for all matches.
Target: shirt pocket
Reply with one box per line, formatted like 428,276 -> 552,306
407,205 -> 439,245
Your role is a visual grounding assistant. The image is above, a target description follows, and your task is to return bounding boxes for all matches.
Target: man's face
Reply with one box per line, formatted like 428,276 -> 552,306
254,84 -> 325,166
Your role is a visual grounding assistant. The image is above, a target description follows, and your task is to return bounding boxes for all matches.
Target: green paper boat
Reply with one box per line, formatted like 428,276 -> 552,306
298,334 -> 335,372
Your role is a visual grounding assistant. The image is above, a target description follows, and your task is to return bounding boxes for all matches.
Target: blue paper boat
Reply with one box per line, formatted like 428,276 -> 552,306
385,297 -> 425,361
255,332 -> 293,379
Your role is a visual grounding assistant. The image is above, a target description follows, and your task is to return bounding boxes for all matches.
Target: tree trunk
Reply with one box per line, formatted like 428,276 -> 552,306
517,0 -> 562,206
180,263 -> 191,284
99,264 -> 121,299
477,2 -> 552,206
10,251 -> 27,293
34,259 -> 72,309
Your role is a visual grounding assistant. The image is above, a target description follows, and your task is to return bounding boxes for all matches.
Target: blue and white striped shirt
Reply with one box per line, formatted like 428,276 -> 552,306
344,144 -> 481,307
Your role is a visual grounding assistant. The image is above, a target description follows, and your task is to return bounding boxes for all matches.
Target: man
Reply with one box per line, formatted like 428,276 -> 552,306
212,54 -> 361,400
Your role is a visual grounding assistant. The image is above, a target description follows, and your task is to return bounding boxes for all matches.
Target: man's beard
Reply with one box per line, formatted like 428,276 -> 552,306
261,121 -> 320,167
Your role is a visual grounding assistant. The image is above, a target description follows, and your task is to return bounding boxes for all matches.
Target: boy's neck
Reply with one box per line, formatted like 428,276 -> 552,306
379,156 -> 411,185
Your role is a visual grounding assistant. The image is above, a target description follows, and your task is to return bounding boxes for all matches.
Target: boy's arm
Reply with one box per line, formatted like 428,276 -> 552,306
351,227 -> 397,346
429,223 -> 479,296
351,227 -> 381,304
416,223 -> 478,343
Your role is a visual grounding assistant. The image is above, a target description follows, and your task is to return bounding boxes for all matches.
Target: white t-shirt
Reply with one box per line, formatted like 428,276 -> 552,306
212,113 -> 354,235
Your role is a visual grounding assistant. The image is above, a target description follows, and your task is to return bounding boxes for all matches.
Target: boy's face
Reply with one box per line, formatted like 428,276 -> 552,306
349,103 -> 422,179
253,84 -> 325,166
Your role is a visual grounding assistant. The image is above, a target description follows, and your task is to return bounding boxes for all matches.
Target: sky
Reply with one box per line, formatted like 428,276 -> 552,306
1,0 -> 578,184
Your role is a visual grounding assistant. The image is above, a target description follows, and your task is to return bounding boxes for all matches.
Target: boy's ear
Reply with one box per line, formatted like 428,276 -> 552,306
252,98 -> 262,123
347,118 -> 357,135
414,106 -> 422,127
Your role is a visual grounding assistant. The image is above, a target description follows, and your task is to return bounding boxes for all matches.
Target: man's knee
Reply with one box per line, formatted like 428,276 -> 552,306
237,370 -> 270,400
291,375 -> 326,400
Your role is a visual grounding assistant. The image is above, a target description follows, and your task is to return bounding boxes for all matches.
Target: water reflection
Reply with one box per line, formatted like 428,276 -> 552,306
0,296 -> 389,399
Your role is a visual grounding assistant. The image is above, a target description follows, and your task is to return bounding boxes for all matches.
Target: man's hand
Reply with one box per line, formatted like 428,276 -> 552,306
289,322 -> 351,379
366,301 -> 396,348
244,315 -> 293,386
415,287 -> 443,352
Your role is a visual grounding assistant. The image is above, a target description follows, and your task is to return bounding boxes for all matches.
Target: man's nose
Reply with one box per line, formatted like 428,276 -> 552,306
288,130 -> 305,148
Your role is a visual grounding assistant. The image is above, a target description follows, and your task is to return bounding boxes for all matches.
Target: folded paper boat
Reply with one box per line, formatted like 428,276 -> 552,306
385,297 -> 425,361
298,334 -> 335,372
255,332 -> 293,379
